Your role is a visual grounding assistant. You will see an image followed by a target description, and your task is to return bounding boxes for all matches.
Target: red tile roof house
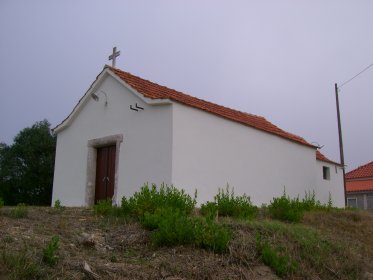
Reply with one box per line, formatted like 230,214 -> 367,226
51,65 -> 345,207
345,161 -> 373,209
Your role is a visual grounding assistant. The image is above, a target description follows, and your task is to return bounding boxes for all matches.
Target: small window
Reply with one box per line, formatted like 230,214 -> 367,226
347,198 -> 357,208
323,166 -> 330,180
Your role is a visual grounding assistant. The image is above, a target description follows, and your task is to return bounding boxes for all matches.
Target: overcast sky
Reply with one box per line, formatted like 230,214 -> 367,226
0,1 -> 372,171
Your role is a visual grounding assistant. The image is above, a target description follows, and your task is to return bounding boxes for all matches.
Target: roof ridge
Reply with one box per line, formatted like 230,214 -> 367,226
107,65 -> 316,149
346,161 -> 373,179
107,66 -> 266,120
346,161 -> 373,173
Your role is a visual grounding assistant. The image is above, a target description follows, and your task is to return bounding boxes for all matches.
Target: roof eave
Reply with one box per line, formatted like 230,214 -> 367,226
53,67 -> 172,134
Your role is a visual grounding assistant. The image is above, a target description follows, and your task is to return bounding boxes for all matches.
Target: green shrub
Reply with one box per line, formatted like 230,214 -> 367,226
10,203 -> 28,218
301,191 -> 321,211
124,183 -> 197,219
210,185 -> 257,219
256,233 -> 298,277
268,188 -> 305,223
268,189 -> 335,222
200,201 -> 218,220
42,236 -> 59,266
143,207 -> 231,253
0,197 -> 4,208
54,199 -> 62,209
194,218 -> 231,253
94,199 -> 114,215
150,208 -> 195,246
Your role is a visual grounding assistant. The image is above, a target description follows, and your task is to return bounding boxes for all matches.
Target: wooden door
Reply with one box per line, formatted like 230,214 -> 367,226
95,145 -> 116,203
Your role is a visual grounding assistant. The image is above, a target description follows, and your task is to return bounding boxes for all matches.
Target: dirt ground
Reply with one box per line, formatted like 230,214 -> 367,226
0,207 -> 281,280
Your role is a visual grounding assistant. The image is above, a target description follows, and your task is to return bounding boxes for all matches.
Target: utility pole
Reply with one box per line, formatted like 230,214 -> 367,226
335,83 -> 347,207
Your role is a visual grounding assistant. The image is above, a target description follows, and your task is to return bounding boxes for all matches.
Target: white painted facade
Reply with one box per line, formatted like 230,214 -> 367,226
52,74 -> 173,206
52,68 -> 345,207
315,160 -> 344,206
171,102 -> 344,206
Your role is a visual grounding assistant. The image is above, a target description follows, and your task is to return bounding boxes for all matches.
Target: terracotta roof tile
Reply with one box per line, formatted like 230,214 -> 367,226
346,180 -> 373,192
316,151 -> 341,165
346,161 -> 373,179
108,66 -> 316,148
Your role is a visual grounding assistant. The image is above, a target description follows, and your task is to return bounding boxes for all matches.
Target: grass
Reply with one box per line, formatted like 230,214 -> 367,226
42,236 -> 59,266
250,219 -> 361,279
1,246 -> 43,280
10,203 -> 28,218
256,233 -> 298,277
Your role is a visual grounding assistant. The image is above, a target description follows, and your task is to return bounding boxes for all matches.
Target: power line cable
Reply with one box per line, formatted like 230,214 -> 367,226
339,63 -> 373,88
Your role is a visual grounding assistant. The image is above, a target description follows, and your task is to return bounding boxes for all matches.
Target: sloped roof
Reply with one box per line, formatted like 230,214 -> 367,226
346,180 -> 373,193
107,66 -> 316,148
316,151 -> 341,165
346,161 -> 373,180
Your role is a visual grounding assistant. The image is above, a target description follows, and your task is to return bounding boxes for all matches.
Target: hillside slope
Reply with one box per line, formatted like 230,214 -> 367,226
0,207 -> 372,280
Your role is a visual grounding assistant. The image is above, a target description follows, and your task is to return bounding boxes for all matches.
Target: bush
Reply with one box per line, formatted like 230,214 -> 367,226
201,185 -> 257,219
54,199 -> 62,209
42,236 -> 59,266
143,207 -> 231,253
10,203 -> 28,218
150,208 -> 195,246
94,199 -> 114,215
268,190 -> 334,222
268,194 -> 304,222
200,201 -> 218,220
194,218 -> 231,253
0,197 -> 4,208
123,183 -> 197,219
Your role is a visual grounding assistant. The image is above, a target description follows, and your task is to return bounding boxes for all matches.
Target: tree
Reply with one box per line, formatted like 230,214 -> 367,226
0,120 -> 56,205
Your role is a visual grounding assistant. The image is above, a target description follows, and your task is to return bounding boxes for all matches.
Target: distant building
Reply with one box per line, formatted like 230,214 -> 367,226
345,161 -> 373,210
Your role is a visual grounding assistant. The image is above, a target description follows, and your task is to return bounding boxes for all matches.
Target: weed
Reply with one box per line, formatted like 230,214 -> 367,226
124,183 -> 197,218
1,247 -> 43,279
143,207 -> 231,253
268,190 -> 336,222
268,194 -> 304,222
150,208 -> 195,246
301,190 -> 321,211
94,199 -> 114,215
327,192 -> 333,209
202,185 -> 257,219
42,235 -> 59,266
10,203 -> 28,218
194,218 -> 231,253
54,199 -> 62,209
200,201 -> 218,220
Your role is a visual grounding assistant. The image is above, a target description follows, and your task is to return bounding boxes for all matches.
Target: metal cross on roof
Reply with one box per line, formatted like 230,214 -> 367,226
108,47 -> 120,67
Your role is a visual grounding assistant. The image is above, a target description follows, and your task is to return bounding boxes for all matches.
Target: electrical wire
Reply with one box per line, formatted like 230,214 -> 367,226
339,63 -> 373,88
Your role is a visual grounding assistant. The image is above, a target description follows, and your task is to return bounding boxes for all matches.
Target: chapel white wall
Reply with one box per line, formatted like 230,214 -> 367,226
171,102 -> 318,206
315,160 -> 345,207
52,75 -> 172,206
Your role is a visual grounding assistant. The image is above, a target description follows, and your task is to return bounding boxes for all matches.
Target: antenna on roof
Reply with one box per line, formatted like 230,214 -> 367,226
108,47 -> 120,67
